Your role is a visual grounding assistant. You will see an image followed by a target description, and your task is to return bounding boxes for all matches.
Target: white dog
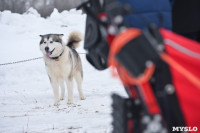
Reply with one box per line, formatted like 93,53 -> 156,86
39,32 -> 85,105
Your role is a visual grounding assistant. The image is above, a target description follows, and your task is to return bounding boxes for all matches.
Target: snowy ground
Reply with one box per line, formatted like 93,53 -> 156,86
0,8 -> 127,133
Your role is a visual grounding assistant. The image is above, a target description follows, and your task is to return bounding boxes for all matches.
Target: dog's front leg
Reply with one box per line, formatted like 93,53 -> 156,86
51,80 -> 60,106
66,79 -> 73,104
60,81 -> 65,100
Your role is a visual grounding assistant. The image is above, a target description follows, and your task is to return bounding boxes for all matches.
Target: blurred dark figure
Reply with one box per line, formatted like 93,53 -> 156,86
172,0 -> 200,42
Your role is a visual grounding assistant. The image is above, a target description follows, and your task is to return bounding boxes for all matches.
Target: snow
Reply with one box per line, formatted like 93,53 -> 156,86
0,9 -> 127,133
24,7 -> 41,17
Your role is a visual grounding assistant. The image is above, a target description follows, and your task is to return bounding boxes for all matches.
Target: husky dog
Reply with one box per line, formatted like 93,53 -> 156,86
39,32 -> 85,105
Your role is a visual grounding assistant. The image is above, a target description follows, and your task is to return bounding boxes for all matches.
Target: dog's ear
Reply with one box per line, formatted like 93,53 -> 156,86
58,34 -> 64,37
39,35 -> 43,38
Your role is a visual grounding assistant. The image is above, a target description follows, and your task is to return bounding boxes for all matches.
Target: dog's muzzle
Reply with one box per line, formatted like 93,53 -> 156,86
45,47 -> 55,58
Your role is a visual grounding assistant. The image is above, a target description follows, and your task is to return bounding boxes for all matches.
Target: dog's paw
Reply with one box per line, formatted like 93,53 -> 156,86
60,97 -> 64,101
67,99 -> 73,104
80,95 -> 86,100
54,101 -> 60,106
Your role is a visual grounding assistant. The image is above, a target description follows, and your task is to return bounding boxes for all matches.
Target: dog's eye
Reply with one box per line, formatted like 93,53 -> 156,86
44,41 -> 46,44
50,41 -> 53,43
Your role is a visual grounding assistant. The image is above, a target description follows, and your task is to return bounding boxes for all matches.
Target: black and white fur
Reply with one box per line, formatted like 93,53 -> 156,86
39,31 -> 85,105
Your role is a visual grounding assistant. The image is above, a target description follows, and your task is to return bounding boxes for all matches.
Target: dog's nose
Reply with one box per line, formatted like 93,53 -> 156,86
45,47 -> 49,52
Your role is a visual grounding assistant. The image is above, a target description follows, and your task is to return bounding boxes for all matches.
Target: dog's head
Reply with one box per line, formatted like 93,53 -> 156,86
39,34 -> 64,58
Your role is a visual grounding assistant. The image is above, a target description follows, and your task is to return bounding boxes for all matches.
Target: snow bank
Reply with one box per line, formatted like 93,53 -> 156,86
0,8 -> 127,133
24,7 -> 41,17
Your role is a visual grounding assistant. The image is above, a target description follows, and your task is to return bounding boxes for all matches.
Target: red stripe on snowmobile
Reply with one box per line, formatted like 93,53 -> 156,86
139,82 -> 161,114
